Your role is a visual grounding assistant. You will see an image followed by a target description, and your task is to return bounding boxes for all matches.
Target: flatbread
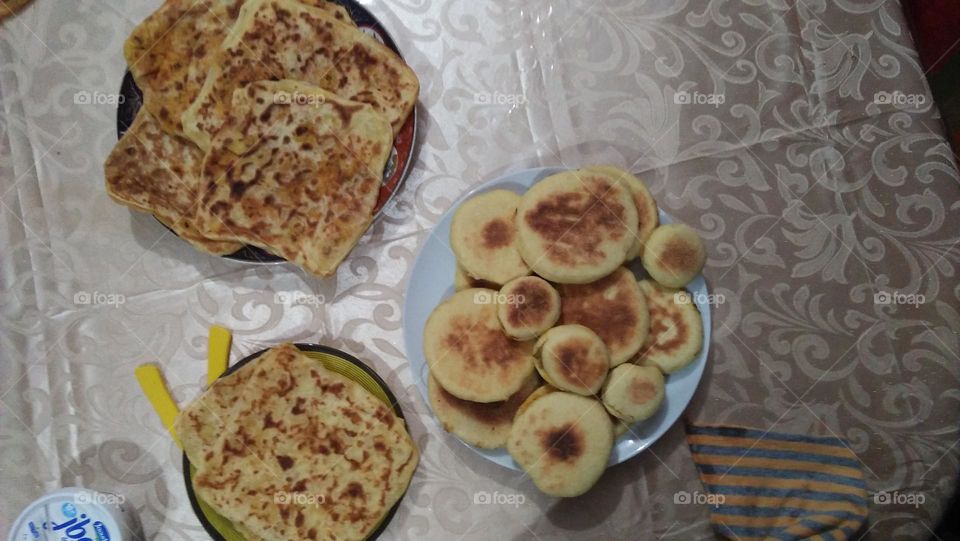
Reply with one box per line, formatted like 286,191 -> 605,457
583,165 -> 658,260
451,190 -> 530,285
177,343 -> 418,541
601,364 -> 664,423
559,267 -> 650,366
104,109 -> 242,255
428,372 -> 538,449
195,80 -> 392,276
423,289 -> 536,402
125,0 -> 352,137
636,280 -> 703,373
515,169 -> 638,284
641,223 -> 706,288
496,276 -> 561,341
182,0 -> 418,150
507,392 -> 613,497
533,325 -> 610,396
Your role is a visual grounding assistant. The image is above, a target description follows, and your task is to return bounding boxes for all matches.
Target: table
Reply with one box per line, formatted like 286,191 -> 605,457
1,0 -> 958,539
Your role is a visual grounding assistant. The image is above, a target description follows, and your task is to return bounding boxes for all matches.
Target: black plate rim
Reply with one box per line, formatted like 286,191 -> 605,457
182,342 -> 408,541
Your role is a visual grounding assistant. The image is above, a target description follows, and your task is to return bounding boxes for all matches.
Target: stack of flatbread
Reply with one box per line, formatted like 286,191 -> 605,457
423,165 -> 708,497
104,0 -> 419,276
176,343 -> 419,541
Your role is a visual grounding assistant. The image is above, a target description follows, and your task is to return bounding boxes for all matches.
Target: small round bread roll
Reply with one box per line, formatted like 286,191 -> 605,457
508,392 -> 613,497
533,325 -> 610,396
428,373 -> 539,449
497,276 -> 561,340
641,223 -> 706,288
451,190 -> 530,285
601,364 -> 665,423
636,280 -> 703,374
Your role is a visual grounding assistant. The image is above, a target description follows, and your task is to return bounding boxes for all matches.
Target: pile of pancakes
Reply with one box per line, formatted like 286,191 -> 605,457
424,166 -> 707,497
104,0 -> 419,276
176,343 -> 418,541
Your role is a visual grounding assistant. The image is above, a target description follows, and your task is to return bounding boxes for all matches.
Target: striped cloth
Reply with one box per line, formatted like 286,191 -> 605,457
686,425 -> 868,540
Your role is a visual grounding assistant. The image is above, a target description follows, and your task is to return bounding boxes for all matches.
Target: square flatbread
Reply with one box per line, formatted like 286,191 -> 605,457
104,109 -> 242,255
181,0 -> 419,150
194,79 -> 393,276
175,343 -> 419,541
125,0 -> 352,137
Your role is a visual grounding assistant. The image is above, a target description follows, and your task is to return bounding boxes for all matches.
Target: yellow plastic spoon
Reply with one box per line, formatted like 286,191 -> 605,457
207,325 -> 232,384
134,364 -> 182,449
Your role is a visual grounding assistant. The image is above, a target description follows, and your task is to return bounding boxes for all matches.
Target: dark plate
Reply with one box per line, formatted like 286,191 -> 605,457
117,0 -> 418,264
183,343 -> 409,541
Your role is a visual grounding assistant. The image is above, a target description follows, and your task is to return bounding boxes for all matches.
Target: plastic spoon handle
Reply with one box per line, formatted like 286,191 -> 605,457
135,364 -> 182,449
207,325 -> 232,384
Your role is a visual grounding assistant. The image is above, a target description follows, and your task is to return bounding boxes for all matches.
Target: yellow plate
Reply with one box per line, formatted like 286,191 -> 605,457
183,343 -> 406,541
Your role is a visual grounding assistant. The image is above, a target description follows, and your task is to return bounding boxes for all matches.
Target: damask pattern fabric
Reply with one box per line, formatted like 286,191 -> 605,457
0,1 -> 958,540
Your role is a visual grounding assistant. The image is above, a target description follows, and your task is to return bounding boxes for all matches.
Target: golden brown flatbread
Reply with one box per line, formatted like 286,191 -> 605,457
182,0 -> 418,150
195,80 -> 392,276
104,109 -> 242,255
124,0 -> 352,137
177,343 -> 419,541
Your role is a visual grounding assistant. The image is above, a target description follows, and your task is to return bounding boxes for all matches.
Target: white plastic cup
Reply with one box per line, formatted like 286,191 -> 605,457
7,487 -> 143,541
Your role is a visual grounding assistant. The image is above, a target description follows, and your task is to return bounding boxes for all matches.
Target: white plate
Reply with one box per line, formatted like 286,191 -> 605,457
402,167 -> 711,471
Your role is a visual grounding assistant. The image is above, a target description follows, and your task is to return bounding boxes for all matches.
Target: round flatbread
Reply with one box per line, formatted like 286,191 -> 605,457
454,265 -> 500,291
602,364 -> 664,423
497,276 -> 561,341
451,190 -> 530,285
428,373 -> 539,449
533,325 -> 610,396
583,166 -> 659,260
559,267 -> 649,366
515,384 -> 559,419
424,289 -> 536,402
515,169 -> 638,284
507,392 -> 613,497
636,280 -> 704,374
642,223 -> 706,288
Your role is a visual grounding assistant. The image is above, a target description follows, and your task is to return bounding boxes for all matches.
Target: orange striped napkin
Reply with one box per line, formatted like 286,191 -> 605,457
686,425 -> 868,540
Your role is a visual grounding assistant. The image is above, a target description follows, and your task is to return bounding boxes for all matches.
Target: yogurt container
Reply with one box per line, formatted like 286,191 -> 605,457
8,488 -> 143,541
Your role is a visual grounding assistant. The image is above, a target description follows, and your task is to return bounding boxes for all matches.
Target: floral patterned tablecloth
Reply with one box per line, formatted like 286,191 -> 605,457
1,1 -> 958,539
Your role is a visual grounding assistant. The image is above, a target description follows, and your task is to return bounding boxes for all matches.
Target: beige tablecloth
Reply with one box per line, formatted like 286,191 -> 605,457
1,0 -> 958,539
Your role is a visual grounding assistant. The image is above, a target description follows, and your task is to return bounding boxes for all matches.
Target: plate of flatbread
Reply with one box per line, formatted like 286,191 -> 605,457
107,0 -> 419,273
402,166 -> 712,495
178,343 -> 418,541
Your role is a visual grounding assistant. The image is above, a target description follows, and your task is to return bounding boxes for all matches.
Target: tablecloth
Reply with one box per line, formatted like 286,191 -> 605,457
1,0 -> 958,539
